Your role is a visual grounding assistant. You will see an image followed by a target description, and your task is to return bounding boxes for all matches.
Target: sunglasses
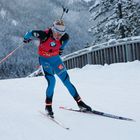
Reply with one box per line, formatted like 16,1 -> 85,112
52,27 -> 65,36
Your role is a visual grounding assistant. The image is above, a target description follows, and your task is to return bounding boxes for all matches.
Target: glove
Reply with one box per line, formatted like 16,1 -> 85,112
23,31 -> 32,43
23,38 -> 32,43
59,49 -> 63,55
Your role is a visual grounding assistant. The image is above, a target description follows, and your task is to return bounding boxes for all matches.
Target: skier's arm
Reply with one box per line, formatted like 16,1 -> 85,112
23,30 -> 48,43
59,33 -> 69,55
32,30 -> 48,41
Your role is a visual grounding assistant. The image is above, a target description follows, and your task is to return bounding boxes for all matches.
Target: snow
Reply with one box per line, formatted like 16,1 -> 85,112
0,61 -> 140,140
67,0 -> 81,4
134,0 -> 140,3
67,0 -> 92,4
11,20 -> 18,26
0,8 -> 6,19
89,0 -> 100,12
83,0 -> 92,2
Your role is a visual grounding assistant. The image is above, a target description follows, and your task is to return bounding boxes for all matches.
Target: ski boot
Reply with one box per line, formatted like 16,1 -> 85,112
76,98 -> 92,112
45,105 -> 54,118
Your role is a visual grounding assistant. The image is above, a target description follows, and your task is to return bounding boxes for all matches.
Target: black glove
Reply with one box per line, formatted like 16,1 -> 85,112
23,38 -> 32,43
59,49 -> 63,55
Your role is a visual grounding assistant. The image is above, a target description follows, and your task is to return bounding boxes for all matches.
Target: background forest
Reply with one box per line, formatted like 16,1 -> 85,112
0,0 -> 140,79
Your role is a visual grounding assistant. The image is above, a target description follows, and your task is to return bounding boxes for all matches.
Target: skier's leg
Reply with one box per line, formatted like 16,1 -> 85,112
52,57 -> 80,99
53,56 -> 92,111
58,70 -> 92,111
39,57 -> 56,116
44,70 -> 56,105
58,70 -> 79,98
44,73 -> 55,117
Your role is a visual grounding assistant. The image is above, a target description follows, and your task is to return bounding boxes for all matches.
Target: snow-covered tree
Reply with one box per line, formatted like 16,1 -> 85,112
0,0 -> 92,79
122,0 -> 140,36
89,0 -> 140,44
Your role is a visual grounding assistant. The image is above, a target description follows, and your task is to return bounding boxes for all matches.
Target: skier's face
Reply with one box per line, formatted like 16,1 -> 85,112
52,27 -> 64,40
53,31 -> 63,40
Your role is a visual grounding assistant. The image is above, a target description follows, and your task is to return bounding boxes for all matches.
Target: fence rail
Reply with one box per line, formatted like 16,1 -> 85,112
63,37 -> 140,69
28,37 -> 140,77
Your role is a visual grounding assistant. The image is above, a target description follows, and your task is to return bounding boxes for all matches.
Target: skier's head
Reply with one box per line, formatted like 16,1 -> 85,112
52,19 -> 65,39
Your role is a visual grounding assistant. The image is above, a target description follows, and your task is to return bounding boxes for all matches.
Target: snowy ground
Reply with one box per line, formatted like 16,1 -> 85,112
0,61 -> 140,140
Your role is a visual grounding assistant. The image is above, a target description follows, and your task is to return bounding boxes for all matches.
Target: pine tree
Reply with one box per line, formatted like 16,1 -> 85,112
89,0 -> 117,44
123,0 -> 140,36
89,0 -> 140,44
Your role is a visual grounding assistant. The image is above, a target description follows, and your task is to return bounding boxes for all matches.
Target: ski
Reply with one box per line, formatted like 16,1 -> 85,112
59,106 -> 134,121
39,111 -> 70,130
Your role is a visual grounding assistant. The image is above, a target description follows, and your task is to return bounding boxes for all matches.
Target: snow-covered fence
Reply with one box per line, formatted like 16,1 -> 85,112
63,37 -> 140,69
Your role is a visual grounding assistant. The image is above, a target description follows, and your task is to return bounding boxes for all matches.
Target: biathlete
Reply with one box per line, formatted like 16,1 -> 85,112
23,19 -> 92,118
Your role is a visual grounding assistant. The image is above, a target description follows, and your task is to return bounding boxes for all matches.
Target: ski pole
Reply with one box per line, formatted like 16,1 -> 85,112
0,43 -> 24,65
60,6 -> 69,20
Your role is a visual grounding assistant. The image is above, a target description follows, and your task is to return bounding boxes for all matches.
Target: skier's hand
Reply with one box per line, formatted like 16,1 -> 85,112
59,49 -> 63,55
23,38 -> 32,43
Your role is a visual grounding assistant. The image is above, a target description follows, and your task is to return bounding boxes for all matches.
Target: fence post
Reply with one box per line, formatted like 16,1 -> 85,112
126,44 -> 132,62
87,53 -> 91,64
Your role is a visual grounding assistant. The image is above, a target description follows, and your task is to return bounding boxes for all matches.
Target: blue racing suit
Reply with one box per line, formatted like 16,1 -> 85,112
24,28 -> 80,104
